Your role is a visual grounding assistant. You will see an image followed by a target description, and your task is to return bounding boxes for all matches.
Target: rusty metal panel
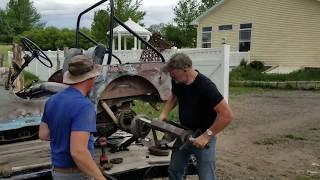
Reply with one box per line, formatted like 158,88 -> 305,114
0,86 -> 46,131
98,62 -> 171,101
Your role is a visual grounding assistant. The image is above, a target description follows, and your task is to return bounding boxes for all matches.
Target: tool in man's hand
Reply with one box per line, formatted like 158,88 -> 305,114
130,115 -> 209,153
98,137 -> 113,170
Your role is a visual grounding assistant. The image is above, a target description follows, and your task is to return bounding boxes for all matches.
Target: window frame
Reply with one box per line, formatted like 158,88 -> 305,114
201,26 -> 212,48
218,25 -> 233,31
239,23 -> 252,52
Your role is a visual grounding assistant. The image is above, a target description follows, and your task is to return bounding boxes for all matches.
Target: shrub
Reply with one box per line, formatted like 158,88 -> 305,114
239,58 -> 247,68
248,61 -> 264,71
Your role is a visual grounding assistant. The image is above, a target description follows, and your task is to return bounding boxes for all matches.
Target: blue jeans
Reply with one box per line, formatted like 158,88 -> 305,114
168,137 -> 217,180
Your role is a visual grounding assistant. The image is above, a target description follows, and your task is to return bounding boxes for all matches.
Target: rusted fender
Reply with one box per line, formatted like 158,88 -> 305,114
95,62 -> 172,101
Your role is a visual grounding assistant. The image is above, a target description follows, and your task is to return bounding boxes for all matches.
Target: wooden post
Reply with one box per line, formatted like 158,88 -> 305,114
63,47 -> 69,70
63,47 -> 69,55
12,43 -> 24,92
56,48 -> 60,71
0,53 -> 4,67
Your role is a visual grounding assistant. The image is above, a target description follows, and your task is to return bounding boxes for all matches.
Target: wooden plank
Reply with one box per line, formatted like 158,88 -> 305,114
101,145 -> 170,175
0,140 -> 170,176
0,140 -> 51,168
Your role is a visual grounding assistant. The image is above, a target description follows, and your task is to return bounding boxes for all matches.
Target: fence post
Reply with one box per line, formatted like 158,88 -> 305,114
0,53 -> 3,67
223,44 -> 230,103
12,43 -> 24,92
56,48 -> 60,71
63,47 -> 69,70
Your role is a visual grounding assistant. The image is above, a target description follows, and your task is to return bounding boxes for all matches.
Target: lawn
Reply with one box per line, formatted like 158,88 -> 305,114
0,44 -> 11,67
230,66 -> 320,82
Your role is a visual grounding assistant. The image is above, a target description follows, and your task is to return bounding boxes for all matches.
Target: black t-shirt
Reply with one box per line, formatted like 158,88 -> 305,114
172,73 -> 223,132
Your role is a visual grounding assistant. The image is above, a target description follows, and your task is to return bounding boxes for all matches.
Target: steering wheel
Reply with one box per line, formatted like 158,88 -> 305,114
21,37 -> 53,68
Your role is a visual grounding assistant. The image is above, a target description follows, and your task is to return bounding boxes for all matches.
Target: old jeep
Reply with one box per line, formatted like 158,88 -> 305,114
0,0 -> 172,144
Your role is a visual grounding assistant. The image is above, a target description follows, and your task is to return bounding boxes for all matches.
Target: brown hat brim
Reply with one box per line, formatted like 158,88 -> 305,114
63,64 -> 102,84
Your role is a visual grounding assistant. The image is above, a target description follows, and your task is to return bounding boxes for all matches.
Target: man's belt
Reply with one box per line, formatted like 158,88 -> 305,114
53,167 -> 81,174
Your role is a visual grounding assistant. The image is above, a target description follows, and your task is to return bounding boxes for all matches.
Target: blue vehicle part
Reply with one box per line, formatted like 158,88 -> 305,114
0,115 -> 42,131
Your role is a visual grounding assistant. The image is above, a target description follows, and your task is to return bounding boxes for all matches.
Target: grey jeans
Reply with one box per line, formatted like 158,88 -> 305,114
52,170 -> 93,180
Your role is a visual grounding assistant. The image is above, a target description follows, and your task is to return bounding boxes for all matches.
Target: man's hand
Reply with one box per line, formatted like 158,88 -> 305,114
190,133 -> 210,149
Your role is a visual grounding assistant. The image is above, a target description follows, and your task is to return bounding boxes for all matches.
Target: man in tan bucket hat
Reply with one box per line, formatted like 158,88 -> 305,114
39,55 -> 107,180
63,55 -> 102,85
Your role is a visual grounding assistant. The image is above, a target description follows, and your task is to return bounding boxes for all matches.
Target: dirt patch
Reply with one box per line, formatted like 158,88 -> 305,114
216,89 -> 320,180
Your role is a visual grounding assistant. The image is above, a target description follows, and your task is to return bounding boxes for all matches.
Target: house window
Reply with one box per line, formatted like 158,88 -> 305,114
202,26 -> 212,48
219,25 -> 232,31
239,23 -> 252,52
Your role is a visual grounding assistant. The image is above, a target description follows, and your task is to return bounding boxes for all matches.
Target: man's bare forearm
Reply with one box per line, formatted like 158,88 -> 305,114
208,100 -> 234,136
71,149 -> 106,180
209,114 -> 232,136
39,122 -> 50,141
160,94 -> 177,119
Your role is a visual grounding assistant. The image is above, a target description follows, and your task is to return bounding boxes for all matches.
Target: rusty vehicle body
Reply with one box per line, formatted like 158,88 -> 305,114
0,0 -> 172,143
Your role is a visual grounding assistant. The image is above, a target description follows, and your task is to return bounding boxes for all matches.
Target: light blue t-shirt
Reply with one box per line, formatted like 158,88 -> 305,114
42,87 -> 96,168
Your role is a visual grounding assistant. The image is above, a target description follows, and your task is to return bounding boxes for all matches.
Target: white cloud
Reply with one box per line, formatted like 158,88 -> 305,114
142,5 -> 175,26
143,0 -> 179,6
0,0 -> 178,28
0,0 -> 9,9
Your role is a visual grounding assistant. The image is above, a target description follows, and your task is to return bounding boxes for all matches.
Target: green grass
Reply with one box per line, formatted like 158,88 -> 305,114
23,70 -> 40,87
296,175 -> 320,180
0,44 -> 11,67
132,100 -> 179,123
284,134 -> 305,141
230,67 -> 320,81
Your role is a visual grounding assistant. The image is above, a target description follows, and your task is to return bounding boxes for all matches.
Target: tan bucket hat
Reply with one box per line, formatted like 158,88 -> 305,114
63,55 -> 102,84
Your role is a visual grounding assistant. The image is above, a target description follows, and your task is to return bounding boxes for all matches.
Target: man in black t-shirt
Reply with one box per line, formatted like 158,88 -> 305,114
160,53 -> 234,180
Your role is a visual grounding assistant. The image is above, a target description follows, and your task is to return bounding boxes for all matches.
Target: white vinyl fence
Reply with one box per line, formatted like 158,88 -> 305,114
230,51 -> 250,68
9,45 -> 231,101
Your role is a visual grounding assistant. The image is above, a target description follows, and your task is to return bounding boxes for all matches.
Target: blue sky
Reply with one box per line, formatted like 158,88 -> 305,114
0,0 -> 179,28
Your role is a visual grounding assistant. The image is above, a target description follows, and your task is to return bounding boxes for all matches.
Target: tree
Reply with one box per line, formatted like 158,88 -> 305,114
15,27 -> 94,50
162,24 -> 184,48
199,0 -> 221,13
166,0 -> 201,47
91,10 -> 109,45
91,0 -> 146,46
113,0 -> 145,23
0,9 -> 14,42
6,0 -> 44,35
147,23 -> 166,34
174,0 -> 201,30
162,0 -> 221,48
